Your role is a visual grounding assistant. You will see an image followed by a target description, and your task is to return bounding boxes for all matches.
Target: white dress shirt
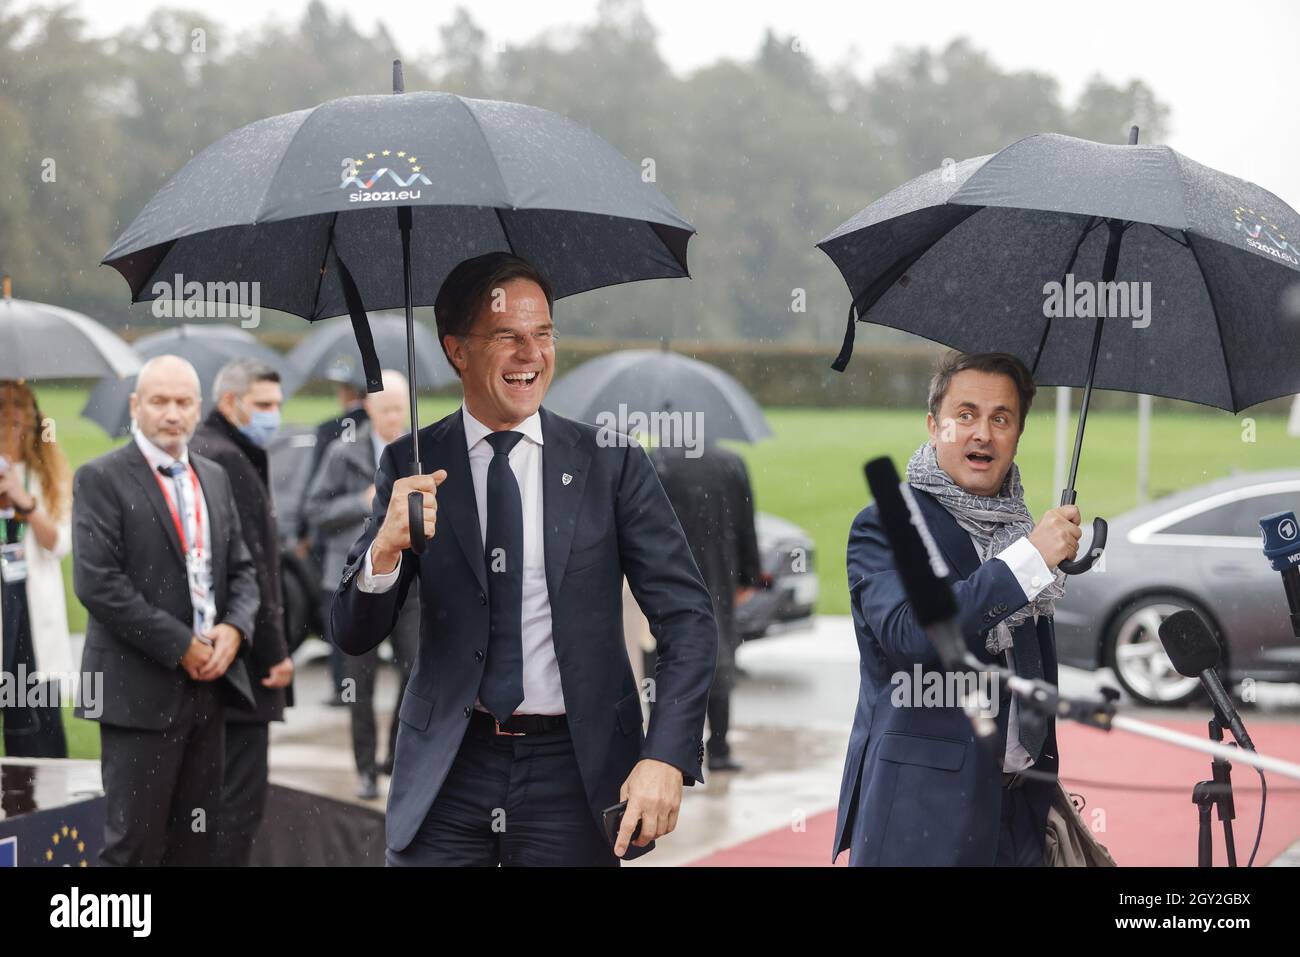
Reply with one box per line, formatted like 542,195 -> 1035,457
358,404 -> 565,715
134,428 -> 214,635
983,535 -> 1053,773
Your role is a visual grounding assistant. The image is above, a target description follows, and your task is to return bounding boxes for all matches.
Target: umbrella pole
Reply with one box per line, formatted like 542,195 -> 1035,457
1057,219 -> 1124,574
400,204 -> 427,554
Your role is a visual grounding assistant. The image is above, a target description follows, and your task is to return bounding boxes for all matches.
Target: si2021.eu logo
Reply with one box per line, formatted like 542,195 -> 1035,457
340,149 -> 431,203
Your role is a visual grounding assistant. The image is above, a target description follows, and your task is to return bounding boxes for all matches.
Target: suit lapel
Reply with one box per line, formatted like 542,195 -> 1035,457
428,410 -> 488,595
539,407 -> 591,601
125,442 -> 185,565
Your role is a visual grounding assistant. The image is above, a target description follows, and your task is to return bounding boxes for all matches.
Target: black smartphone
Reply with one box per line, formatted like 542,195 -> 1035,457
600,800 -> 642,848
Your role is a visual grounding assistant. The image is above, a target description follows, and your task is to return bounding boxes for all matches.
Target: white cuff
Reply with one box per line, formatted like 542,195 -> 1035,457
358,544 -> 401,593
995,536 -> 1054,601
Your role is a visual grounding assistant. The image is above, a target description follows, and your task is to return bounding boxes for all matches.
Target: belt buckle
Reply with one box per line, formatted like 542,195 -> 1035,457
494,718 -> 525,737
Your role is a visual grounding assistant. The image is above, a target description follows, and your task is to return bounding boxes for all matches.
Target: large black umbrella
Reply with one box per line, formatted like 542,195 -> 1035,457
0,278 -> 139,380
287,313 -> 456,390
819,127 -> 1300,573
103,61 -> 694,551
547,348 -> 771,444
81,324 -> 300,437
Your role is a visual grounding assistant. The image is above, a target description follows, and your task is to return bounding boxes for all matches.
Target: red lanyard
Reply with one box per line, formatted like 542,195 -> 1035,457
153,464 -> 203,557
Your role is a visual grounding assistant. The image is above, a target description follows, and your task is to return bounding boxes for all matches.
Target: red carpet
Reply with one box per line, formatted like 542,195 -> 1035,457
689,718 -> 1300,867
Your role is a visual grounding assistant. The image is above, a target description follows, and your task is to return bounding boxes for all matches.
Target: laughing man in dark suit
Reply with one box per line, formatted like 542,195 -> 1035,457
330,253 -> 717,866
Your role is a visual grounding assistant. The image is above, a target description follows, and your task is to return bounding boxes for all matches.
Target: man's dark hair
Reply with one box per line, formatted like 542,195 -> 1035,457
927,351 -> 1036,430
433,252 -> 555,377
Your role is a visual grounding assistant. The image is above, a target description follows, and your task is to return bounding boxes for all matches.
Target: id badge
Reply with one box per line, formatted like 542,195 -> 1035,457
187,549 -> 214,632
0,541 -> 28,584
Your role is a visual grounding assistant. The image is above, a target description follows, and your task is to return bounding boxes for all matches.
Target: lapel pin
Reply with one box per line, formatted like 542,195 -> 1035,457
562,472 -> 573,486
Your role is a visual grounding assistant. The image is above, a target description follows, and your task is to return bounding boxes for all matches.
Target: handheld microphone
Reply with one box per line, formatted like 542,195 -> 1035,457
1157,609 -> 1255,752
863,457 -> 998,742
1260,511 -> 1300,640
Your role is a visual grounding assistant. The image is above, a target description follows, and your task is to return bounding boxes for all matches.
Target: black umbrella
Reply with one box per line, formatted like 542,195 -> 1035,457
819,127 -> 1300,573
547,348 -> 771,444
0,277 -> 139,380
287,313 -> 456,390
103,61 -> 694,551
81,324 -> 300,437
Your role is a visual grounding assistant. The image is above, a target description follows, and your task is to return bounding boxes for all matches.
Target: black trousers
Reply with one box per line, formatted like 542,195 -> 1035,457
994,778 -> 1048,866
706,606 -> 738,758
344,592 -> 418,776
386,716 -> 617,867
98,680 -> 225,866
214,720 -> 270,867
0,578 -> 67,758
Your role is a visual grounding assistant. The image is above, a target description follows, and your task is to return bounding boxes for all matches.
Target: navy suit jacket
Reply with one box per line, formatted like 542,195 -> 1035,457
330,407 -> 718,857
834,488 -> 1059,866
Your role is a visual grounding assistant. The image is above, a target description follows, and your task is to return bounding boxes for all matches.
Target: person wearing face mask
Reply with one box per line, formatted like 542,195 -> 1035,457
191,357 -> 294,865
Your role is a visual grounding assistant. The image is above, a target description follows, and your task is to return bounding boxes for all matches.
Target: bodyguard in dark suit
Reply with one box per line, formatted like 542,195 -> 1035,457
649,441 -> 762,771
73,355 -> 260,866
331,253 -> 717,866
835,352 -> 1082,866
190,358 -> 295,866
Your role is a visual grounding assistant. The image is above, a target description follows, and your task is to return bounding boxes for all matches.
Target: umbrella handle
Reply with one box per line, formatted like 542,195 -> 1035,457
1058,516 -> 1107,575
408,490 -> 427,555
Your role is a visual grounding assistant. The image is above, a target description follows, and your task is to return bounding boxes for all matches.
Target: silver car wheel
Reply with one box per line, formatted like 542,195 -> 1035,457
1112,602 -> 1203,704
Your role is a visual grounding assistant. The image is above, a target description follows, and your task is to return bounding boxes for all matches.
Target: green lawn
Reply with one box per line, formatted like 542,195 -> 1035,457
3,385 -> 1293,759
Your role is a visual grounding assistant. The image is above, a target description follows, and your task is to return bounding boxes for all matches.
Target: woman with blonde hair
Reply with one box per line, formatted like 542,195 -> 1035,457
0,378 -> 72,757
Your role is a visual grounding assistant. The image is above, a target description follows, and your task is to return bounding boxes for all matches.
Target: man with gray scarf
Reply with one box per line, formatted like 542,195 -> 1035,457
834,351 -> 1082,866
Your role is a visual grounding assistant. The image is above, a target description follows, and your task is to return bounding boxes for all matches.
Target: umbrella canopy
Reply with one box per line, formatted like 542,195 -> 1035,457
819,131 -> 1300,411
103,61 -> 695,554
546,349 -> 771,444
818,129 -> 1300,574
81,324 -> 300,437
0,284 -> 139,380
101,86 -> 694,339
288,313 -> 456,390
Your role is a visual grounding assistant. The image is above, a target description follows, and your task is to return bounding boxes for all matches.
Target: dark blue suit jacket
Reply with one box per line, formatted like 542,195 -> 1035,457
834,488 -> 1059,866
330,407 -> 717,858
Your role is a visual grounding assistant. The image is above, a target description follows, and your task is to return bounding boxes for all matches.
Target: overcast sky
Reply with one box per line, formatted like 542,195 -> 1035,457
49,0 -> 1300,208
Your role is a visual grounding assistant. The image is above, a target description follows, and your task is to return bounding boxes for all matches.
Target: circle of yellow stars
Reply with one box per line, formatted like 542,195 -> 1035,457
345,149 -> 422,179
1233,206 -> 1287,241
47,824 -> 89,866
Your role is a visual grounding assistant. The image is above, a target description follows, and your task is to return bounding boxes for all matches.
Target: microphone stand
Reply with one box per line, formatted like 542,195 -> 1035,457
1193,716 -> 1239,867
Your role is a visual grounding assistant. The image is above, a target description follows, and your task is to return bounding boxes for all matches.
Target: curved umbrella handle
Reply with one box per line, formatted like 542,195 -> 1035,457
408,490 -> 426,555
1058,516 -> 1107,575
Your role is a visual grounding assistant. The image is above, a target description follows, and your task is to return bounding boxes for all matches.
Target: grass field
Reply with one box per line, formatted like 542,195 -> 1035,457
2,385 -> 1293,758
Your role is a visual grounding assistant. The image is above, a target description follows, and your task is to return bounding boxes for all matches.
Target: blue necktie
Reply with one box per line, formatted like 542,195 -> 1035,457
1011,624 -> 1046,761
157,463 -> 188,546
479,431 -> 525,722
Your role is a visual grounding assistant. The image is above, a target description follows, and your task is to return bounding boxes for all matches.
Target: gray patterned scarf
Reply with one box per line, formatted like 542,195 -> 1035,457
905,440 -> 1064,654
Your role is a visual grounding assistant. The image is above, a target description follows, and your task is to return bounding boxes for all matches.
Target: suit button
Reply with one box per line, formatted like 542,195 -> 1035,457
479,593 -> 487,605
463,706 -> 472,718
474,650 -> 484,662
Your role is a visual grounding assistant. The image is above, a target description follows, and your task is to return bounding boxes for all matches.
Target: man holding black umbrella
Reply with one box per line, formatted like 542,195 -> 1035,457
330,252 -> 717,866
836,351 -> 1081,866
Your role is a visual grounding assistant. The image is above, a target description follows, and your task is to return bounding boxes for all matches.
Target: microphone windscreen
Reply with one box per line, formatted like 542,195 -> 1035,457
1157,609 -> 1222,676
864,457 -> 957,627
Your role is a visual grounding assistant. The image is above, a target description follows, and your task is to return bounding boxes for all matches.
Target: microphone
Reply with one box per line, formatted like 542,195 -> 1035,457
1157,609 -> 1255,752
1260,511 -> 1300,640
863,457 -> 999,744
863,458 -> 962,668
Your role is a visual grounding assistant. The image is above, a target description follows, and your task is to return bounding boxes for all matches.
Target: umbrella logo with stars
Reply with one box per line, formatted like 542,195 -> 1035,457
1232,206 -> 1299,266
340,150 -> 431,193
